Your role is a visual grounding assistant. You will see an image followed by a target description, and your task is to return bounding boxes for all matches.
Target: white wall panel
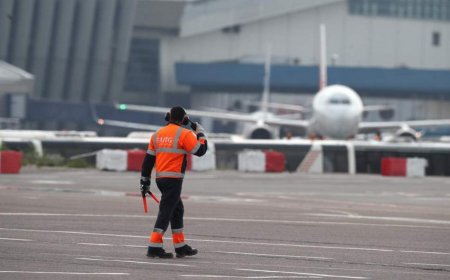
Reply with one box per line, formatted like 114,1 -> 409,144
286,8 -> 318,65
236,21 -> 261,57
368,18 -> 397,67
343,16 -> 371,66
394,19 -> 424,68
318,2 -> 346,66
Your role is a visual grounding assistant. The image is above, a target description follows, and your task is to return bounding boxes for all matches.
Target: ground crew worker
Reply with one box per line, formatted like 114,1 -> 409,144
140,106 -> 207,258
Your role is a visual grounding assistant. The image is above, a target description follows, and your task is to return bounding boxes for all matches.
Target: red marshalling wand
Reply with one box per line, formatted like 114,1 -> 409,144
150,192 -> 160,204
142,194 -> 148,213
142,192 -> 160,214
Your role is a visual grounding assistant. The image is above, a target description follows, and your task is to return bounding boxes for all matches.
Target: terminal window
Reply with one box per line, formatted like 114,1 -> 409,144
348,0 -> 450,22
432,31 -> 441,46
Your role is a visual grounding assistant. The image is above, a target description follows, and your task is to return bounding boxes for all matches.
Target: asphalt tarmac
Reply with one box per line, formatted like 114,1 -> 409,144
1,167 -> 450,279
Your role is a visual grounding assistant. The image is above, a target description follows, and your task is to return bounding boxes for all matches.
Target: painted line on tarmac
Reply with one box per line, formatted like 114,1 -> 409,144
0,237 -> 32,242
399,250 -> 450,255
78,242 -> 114,246
0,226 -> 392,253
215,251 -> 332,260
404,262 -> 450,267
236,269 -> 368,279
308,213 -> 450,225
0,271 -> 128,276
31,180 -> 74,185
0,227 -> 144,239
2,227 -> 449,256
188,238 -> 394,253
77,242 -> 146,248
1,212 -> 448,230
182,276 -> 307,279
77,257 -> 191,267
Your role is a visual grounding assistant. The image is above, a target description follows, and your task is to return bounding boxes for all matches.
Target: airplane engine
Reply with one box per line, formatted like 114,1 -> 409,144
394,126 -> 421,142
243,124 -> 278,139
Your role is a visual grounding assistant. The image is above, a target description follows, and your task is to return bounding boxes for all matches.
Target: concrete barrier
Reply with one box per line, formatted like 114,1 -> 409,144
190,142 -> 216,171
406,157 -> 428,177
238,150 -> 265,172
96,149 -> 127,171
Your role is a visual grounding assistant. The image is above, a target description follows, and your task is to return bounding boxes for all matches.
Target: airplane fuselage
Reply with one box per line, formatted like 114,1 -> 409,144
310,84 -> 363,139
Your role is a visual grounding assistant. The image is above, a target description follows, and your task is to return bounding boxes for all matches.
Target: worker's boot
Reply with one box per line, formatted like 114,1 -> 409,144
175,244 -> 198,258
146,247 -> 174,258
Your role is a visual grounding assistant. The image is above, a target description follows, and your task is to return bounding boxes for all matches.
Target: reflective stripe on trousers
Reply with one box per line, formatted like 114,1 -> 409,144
149,228 -> 164,248
172,228 -> 185,249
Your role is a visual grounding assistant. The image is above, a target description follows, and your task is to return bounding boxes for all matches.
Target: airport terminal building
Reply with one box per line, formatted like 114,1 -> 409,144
1,0 -> 450,131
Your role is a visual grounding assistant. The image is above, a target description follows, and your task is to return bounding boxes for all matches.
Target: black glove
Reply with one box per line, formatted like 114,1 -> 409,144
140,177 -> 151,197
191,122 -> 206,137
190,121 -> 197,131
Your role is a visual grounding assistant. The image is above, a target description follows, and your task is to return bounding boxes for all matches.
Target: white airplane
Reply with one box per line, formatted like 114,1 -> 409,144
100,25 -> 450,141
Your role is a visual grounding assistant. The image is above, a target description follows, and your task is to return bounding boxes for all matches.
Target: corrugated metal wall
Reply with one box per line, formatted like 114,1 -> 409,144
0,0 -> 136,103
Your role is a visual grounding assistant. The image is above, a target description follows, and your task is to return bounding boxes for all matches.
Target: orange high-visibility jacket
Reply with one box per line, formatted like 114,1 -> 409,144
147,123 -> 203,179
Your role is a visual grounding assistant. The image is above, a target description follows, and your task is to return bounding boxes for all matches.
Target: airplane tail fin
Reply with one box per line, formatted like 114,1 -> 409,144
261,45 -> 271,122
319,24 -> 327,90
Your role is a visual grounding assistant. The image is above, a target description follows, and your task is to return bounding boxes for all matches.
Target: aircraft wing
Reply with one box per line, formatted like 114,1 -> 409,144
362,105 -> 394,112
118,104 -> 310,128
262,118 -> 309,128
98,119 -> 161,131
117,104 -> 267,124
243,100 -> 309,113
359,119 -> 450,131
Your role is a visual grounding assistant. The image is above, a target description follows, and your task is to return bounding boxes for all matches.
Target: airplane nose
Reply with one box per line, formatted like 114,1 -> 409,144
322,110 -> 359,139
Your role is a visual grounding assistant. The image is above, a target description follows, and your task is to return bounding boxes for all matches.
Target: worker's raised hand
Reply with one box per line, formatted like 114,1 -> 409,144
140,177 -> 151,196
189,121 -> 196,131
193,122 -> 206,136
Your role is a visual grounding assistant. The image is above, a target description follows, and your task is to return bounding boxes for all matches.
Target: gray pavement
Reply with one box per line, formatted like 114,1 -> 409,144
1,167 -> 450,279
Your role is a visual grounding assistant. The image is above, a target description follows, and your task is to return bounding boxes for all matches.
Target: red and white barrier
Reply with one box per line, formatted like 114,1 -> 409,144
381,157 -> 406,176
238,150 -> 285,172
127,149 -> 147,171
96,149 -> 128,171
96,145 -> 217,172
0,151 -> 22,174
381,157 -> 428,177
265,150 -> 285,172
